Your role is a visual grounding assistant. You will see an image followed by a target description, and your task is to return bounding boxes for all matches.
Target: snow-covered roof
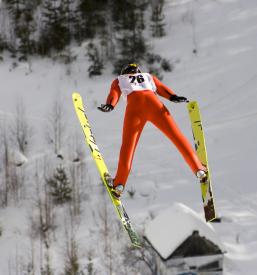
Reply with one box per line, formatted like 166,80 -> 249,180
144,203 -> 224,260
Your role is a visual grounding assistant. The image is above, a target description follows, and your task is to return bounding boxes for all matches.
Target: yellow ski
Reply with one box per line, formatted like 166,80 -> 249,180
187,101 -> 216,222
72,92 -> 141,247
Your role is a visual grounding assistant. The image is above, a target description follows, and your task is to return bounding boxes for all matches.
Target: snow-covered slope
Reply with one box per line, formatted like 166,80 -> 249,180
1,0 -> 257,274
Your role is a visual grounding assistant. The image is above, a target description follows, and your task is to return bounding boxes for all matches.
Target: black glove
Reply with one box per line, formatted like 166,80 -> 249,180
97,104 -> 114,112
169,94 -> 189,103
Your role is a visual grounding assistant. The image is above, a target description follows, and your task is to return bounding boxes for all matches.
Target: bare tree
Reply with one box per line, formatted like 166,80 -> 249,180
0,117 -> 27,206
123,240 -> 161,275
86,249 -> 96,275
97,185 -> 126,275
64,216 -> 80,275
0,98 -> 31,206
41,246 -> 53,275
68,133 -> 91,216
150,0 -> 166,38
39,184 -> 55,247
184,0 -> 198,54
32,166 -> 55,275
31,165 -> 56,249
0,119 -> 11,206
28,237 -> 36,275
11,97 -> 33,155
17,237 -> 36,275
69,162 -> 82,217
45,97 -> 66,155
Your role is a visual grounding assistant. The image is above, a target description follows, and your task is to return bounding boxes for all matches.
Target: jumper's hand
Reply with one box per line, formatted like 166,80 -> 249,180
97,104 -> 114,112
169,94 -> 189,103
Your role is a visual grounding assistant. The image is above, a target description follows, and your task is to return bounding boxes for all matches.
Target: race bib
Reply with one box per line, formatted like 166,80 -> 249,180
118,73 -> 157,96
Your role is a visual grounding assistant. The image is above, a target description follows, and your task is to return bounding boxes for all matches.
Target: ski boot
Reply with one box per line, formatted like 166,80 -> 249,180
104,172 -> 114,188
111,184 -> 124,198
103,172 -> 124,198
196,170 -> 208,184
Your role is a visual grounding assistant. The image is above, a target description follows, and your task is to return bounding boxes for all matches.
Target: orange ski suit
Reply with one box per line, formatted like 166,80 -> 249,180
106,75 -> 205,188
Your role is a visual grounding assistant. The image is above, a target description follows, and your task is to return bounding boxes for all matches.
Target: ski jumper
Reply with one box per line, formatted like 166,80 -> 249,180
106,73 -> 205,188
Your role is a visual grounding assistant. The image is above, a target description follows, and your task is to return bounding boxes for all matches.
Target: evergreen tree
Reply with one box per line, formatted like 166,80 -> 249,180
87,42 -> 104,77
4,0 -> 36,59
38,0 -> 71,55
4,0 -> 23,31
47,165 -> 72,205
62,0 -> 76,42
0,35 -> 6,54
146,52 -> 172,80
76,0 -> 107,41
161,58 -> 172,72
111,0 -> 149,74
17,1 -> 36,60
150,0 -> 166,38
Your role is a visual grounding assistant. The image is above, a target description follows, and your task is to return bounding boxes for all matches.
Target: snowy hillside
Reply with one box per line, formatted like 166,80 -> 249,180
1,0 -> 257,274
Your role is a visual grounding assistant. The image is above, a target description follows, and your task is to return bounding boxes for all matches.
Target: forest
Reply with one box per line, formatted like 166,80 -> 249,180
0,0 -> 171,78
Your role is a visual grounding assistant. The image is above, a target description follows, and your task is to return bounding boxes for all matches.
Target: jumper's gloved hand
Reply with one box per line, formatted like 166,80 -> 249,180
97,104 -> 114,112
169,94 -> 189,103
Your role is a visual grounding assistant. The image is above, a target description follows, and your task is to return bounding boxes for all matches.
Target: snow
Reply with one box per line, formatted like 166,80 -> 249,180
0,0 -> 257,274
144,202 -> 224,260
9,150 -> 28,166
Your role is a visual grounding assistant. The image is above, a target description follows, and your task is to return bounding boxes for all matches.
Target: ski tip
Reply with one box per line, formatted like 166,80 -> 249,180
72,92 -> 81,102
187,101 -> 198,111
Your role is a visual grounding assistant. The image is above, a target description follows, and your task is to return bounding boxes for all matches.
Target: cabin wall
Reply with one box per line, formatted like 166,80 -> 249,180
164,254 -> 224,274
